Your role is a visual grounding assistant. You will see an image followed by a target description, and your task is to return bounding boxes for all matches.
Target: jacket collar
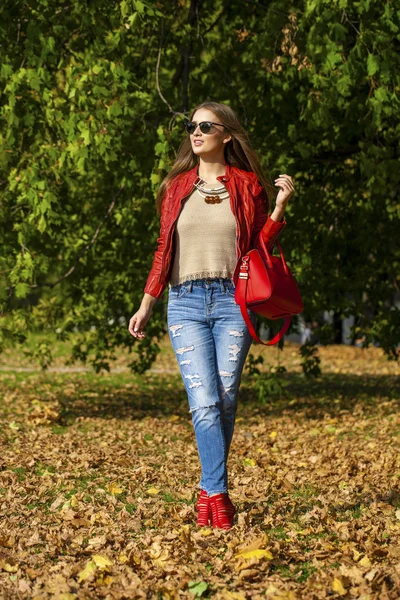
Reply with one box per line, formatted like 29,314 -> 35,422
173,162 -> 240,203
183,161 -> 233,187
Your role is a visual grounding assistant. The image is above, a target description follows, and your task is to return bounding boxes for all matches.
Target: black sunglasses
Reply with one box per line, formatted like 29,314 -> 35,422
183,120 -> 225,134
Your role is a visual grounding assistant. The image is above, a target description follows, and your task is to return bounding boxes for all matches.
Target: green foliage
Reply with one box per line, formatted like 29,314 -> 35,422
1,0 -> 399,373
245,353 -> 289,401
23,339 -> 54,370
299,342 -> 322,378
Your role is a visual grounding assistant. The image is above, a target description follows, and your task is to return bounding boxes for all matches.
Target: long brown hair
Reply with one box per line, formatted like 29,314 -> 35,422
155,101 -> 275,217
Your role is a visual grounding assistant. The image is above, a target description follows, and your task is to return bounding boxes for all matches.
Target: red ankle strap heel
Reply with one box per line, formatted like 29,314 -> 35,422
196,489 -> 212,527
209,493 -> 235,530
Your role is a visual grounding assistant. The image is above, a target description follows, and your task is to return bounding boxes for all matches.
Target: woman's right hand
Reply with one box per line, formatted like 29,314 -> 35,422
128,305 -> 153,339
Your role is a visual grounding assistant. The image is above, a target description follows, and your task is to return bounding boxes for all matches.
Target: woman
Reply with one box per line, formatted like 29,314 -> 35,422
129,102 -> 294,530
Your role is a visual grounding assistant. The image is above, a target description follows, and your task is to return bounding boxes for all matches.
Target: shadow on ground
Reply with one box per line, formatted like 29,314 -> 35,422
53,371 -> 399,425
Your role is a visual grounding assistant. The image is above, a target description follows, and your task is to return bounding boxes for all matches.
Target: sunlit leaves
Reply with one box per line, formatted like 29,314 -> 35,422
1,0 -> 399,372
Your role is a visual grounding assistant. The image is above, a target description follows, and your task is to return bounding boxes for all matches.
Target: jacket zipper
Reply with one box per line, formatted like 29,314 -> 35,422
233,191 -> 240,261
226,180 -> 240,262
227,181 -> 242,285
160,188 -> 194,279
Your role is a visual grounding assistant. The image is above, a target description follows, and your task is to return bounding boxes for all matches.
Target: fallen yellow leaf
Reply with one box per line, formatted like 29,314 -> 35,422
332,577 -> 346,596
266,585 -> 298,600
95,574 -> 113,585
235,548 -> 273,560
221,591 -> 247,600
236,533 -> 269,553
4,563 -> 19,572
180,524 -> 190,536
152,556 -> 170,569
131,553 -> 141,566
106,482 -> 123,495
353,549 -> 362,561
359,555 -> 371,567
92,554 -> 113,570
118,553 -> 128,563
243,458 -> 257,467
269,431 -> 277,440
147,487 -> 161,495
296,528 -> 312,536
78,560 -> 96,582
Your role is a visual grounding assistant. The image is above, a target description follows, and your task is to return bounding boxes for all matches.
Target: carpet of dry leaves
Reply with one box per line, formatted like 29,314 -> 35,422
0,338 -> 399,599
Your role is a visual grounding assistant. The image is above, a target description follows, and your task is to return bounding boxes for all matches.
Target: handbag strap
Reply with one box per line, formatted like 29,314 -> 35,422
258,235 -> 290,276
236,281 -> 291,345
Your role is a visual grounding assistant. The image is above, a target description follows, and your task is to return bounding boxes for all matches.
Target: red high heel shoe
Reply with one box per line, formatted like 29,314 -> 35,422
196,489 -> 212,526
209,493 -> 235,530
196,490 -> 236,527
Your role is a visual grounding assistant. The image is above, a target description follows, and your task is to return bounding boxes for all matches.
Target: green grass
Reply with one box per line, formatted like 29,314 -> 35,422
292,485 -> 319,499
272,561 -> 318,582
51,424 -> 69,434
35,463 -> 56,476
11,467 -> 26,481
267,526 -> 289,540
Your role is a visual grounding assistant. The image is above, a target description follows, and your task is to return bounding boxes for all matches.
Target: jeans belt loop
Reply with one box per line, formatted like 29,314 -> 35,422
219,278 -> 224,294
188,280 -> 193,293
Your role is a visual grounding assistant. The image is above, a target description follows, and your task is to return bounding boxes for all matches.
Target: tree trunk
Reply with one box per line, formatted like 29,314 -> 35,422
333,312 -> 343,344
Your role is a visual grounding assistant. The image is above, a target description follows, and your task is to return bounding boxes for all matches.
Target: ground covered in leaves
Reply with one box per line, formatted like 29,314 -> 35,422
0,339 -> 399,599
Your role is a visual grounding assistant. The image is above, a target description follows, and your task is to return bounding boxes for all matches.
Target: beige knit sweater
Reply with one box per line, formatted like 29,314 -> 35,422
169,181 -> 237,286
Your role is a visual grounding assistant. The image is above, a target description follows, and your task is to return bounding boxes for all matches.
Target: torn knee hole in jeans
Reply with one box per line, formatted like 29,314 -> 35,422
179,359 -> 191,366
169,324 -> 183,338
220,383 -> 235,393
219,372 -> 235,395
176,344 -> 195,355
228,343 -> 241,362
184,373 -> 203,389
190,403 -> 218,413
219,370 -> 233,377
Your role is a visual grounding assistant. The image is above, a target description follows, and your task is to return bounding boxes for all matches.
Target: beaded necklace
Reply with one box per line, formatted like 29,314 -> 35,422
193,176 -> 229,204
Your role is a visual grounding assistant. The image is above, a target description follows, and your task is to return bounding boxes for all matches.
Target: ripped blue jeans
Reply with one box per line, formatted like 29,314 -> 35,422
167,277 -> 257,495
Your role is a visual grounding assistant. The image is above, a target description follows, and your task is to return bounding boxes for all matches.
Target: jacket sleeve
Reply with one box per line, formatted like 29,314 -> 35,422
143,190 -> 171,300
251,185 -> 287,252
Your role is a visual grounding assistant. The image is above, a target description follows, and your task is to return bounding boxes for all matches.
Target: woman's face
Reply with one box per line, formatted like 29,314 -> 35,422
189,109 -> 231,157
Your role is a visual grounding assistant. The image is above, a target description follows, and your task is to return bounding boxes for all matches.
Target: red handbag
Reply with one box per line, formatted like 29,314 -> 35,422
234,233 -> 304,346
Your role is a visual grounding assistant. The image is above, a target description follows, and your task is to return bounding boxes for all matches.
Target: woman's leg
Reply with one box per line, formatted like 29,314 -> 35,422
210,280 -> 256,463
167,281 -> 228,495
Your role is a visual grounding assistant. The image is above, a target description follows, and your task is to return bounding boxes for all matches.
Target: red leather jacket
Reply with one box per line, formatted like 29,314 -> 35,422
144,162 -> 287,299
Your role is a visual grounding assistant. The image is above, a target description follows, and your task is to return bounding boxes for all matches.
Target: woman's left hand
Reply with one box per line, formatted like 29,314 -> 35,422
274,173 -> 294,209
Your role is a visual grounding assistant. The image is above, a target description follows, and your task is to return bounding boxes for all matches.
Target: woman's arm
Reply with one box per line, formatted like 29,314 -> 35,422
251,186 -> 287,252
251,167 -> 296,250
143,190 -> 171,300
270,204 -> 286,223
